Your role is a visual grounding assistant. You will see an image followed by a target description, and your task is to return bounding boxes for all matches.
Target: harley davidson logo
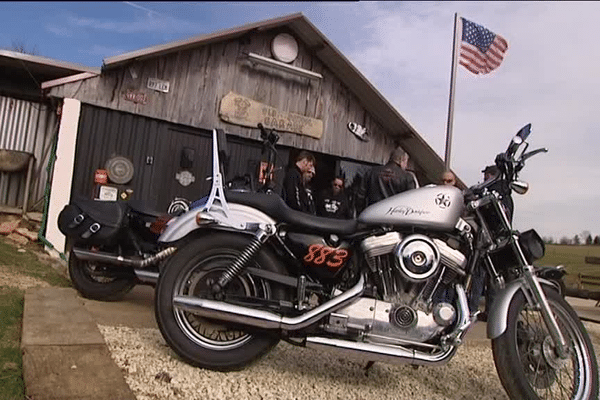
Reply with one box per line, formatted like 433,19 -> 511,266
386,206 -> 430,216
435,193 -> 451,209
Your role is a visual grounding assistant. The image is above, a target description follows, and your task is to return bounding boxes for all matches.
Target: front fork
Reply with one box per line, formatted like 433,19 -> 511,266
471,193 -> 569,358
519,253 -> 569,358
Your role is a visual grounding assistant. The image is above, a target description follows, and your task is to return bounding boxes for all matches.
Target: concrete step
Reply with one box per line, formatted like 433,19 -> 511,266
22,287 -> 136,400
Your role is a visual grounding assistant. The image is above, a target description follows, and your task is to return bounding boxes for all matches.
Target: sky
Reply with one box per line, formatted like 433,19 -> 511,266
1,1 -> 599,242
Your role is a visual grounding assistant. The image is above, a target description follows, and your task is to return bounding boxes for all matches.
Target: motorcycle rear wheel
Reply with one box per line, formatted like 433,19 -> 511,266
155,233 -> 287,371
68,249 -> 136,301
492,287 -> 598,400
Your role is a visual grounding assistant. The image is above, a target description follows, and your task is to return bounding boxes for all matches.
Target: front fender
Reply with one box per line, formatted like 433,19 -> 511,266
487,277 -> 558,339
158,203 -> 276,243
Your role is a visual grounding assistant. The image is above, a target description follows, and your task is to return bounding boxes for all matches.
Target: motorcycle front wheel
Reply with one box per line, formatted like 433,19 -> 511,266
155,232 -> 287,371
68,248 -> 136,301
492,287 -> 598,400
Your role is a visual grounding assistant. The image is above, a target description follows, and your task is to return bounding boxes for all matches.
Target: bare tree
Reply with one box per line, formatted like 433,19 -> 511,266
9,39 -> 38,55
559,236 -> 571,245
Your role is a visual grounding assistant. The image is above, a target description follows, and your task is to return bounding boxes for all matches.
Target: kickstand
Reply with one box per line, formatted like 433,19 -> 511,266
364,360 -> 375,376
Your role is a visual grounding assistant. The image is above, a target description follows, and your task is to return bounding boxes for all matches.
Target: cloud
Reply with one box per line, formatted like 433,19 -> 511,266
80,44 -> 126,58
45,24 -> 73,37
313,1 -> 600,238
56,5 -> 204,36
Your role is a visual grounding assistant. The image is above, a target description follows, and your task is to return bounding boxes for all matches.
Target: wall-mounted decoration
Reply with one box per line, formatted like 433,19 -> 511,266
175,170 -> 195,187
98,185 -> 118,201
271,33 -> 298,63
105,156 -> 134,184
220,92 -> 323,139
147,78 -> 170,93
347,122 -> 369,142
123,90 -> 148,105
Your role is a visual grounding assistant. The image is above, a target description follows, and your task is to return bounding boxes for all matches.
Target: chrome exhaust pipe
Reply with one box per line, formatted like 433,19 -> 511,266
305,336 -> 456,366
72,247 -> 177,268
134,269 -> 159,285
173,275 -> 365,331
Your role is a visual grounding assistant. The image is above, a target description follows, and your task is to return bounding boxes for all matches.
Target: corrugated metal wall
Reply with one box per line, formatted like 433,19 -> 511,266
0,95 -> 58,210
73,104 -> 290,212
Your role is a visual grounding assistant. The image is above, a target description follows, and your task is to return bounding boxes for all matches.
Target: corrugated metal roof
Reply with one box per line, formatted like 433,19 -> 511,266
0,49 -> 100,80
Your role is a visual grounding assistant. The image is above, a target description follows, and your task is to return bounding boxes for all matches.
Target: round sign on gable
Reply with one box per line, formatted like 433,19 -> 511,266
105,156 -> 134,184
271,33 -> 299,63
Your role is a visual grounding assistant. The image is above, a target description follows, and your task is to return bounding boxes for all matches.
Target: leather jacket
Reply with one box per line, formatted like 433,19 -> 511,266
356,161 -> 416,212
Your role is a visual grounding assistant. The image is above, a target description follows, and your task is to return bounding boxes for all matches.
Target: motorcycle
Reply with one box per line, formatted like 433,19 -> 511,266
57,196 -> 181,300
154,124 -> 597,399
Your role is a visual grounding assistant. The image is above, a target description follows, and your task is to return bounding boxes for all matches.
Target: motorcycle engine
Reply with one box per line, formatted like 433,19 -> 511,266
324,232 -> 467,345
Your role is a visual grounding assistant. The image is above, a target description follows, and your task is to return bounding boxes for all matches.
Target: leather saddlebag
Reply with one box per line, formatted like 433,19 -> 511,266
58,198 -> 125,246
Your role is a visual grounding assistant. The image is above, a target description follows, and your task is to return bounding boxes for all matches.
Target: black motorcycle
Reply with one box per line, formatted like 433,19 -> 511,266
58,196 -> 178,300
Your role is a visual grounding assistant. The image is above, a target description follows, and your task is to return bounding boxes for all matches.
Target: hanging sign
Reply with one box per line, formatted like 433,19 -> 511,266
219,92 -> 323,139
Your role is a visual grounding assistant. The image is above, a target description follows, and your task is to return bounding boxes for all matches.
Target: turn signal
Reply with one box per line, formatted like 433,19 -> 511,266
510,181 -> 529,195
196,212 -> 216,226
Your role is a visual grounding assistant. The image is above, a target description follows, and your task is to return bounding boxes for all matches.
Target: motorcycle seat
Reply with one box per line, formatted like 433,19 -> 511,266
126,200 -> 163,218
225,191 -> 359,235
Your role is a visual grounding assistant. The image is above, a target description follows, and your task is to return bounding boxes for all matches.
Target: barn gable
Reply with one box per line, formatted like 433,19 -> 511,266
44,13 -> 446,184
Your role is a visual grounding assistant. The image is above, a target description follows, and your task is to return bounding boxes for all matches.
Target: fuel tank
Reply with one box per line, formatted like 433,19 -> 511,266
358,185 -> 464,231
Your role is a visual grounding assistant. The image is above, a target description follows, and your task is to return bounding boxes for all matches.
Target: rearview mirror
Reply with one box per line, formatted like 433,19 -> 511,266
516,123 -> 532,141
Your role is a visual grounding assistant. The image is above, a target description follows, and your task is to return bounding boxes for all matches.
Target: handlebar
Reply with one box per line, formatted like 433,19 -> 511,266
466,123 -> 546,198
257,123 -> 280,147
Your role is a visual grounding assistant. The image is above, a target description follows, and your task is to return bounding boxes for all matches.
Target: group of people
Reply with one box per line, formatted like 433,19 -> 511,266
282,144 -> 511,222
281,146 -> 416,219
281,151 -> 352,219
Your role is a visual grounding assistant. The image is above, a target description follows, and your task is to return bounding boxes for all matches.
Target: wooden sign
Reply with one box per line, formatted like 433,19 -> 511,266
219,92 -> 323,139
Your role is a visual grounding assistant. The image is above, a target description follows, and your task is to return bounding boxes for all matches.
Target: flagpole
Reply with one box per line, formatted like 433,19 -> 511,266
444,13 -> 461,169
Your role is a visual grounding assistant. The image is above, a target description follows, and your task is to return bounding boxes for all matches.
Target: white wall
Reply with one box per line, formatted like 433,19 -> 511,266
45,98 -> 80,257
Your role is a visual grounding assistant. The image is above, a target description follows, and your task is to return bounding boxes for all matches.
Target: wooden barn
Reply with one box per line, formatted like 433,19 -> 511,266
42,13 -> 448,253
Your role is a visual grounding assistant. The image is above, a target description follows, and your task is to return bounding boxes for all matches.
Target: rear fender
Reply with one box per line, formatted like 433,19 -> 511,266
487,277 -> 559,339
158,203 -> 276,244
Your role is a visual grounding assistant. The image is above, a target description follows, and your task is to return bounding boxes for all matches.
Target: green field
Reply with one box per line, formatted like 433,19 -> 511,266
536,244 -> 600,289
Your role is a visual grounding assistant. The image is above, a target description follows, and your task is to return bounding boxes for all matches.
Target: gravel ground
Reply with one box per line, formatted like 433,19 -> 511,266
99,322 -> 600,400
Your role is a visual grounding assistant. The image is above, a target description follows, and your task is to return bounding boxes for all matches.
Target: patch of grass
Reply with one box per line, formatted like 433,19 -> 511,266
0,235 -> 72,400
0,286 -> 24,399
536,244 -> 600,289
0,237 -> 71,288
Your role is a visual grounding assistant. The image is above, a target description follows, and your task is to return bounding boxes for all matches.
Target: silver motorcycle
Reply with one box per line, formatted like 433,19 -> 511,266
155,124 -> 598,400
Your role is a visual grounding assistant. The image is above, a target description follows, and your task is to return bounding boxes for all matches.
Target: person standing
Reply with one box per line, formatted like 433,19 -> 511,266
282,151 -> 317,214
317,176 -> 352,219
355,146 -> 416,212
441,170 -> 457,186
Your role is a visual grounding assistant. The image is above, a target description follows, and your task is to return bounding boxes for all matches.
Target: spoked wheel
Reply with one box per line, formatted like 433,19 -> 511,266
155,233 -> 287,371
68,248 -> 136,301
492,287 -> 598,399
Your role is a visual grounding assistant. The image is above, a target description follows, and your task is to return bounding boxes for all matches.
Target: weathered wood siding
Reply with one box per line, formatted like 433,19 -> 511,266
49,28 -> 398,165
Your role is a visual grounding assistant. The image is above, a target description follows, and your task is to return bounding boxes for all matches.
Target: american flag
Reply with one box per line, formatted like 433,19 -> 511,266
459,18 -> 508,75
